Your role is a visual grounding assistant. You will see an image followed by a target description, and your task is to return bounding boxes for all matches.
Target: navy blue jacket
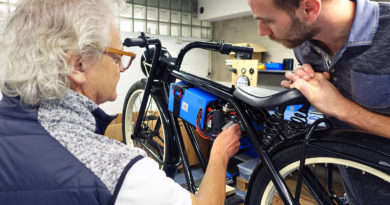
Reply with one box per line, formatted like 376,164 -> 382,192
0,95 -> 118,205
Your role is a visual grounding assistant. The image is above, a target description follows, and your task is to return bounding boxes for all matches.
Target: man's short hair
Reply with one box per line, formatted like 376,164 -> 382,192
274,0 -> 301,15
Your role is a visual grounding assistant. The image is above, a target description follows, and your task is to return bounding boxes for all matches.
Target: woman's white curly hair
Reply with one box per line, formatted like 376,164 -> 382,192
0,0 -> 116,106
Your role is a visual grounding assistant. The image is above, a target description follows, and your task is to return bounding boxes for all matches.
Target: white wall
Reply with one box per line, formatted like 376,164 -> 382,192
198,0 -> 252,21
99,33 -> 211,115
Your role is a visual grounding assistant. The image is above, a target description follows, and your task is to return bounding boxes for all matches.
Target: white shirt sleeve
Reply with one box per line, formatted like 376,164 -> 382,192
114,157 -> 192,205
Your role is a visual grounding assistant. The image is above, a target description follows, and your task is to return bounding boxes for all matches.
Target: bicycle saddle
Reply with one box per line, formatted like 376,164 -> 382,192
233,86 -> 308,109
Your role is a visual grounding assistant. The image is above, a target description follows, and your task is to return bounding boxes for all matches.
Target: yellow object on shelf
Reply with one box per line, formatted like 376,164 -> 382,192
258,64 -> 265,70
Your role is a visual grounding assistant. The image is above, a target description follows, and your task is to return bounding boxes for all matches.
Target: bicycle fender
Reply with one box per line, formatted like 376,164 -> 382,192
266,129 -> 390,158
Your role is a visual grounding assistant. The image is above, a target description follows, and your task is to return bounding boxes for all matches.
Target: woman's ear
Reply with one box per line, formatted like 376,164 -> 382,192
66,51 -> 86,86
298,0 -> 321,23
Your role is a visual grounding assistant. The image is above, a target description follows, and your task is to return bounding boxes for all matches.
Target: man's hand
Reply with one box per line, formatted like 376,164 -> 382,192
281,63 -> 345,117
285,64 -> 390,140
211,124 -> 241,164
289,71 -> 349,118
281,64 -> 315,88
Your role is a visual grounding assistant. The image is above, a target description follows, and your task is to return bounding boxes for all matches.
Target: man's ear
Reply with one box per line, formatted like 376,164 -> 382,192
298,0 -> 321,22
66,51 -> 86,86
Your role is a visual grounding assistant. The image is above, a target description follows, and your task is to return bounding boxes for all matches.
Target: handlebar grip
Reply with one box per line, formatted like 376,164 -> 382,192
123,38 -> 146,47
231,45 -> 253,54
219,43 -> 253,55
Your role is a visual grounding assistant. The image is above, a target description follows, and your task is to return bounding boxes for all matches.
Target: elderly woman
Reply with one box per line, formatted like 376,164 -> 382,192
0,0 -> 241,204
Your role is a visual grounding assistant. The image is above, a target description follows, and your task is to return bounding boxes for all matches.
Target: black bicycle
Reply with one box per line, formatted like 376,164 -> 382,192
122,33 -> 390,205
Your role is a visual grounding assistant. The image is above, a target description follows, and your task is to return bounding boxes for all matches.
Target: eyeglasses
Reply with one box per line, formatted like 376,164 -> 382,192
103,47 -> 136,71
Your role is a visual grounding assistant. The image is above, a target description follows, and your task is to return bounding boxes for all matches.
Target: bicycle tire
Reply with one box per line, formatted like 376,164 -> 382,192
122,79 -> 168,167
245,131 -> 390,205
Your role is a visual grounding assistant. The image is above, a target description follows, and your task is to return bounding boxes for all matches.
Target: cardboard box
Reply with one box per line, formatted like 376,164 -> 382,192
104,114 -> 123,142
230,43 -> 267,62
112,113 -> 122,124
110,112 -> 211,167
179,119 -> 211,167
236,176 -> 249,193
105,124 -> 123,142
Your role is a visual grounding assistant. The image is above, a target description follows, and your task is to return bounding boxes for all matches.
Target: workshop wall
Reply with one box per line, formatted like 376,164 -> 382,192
210,15 -> 296,85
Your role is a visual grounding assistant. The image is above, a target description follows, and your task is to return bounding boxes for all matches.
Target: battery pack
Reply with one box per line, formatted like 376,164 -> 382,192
168,82 -> 218,128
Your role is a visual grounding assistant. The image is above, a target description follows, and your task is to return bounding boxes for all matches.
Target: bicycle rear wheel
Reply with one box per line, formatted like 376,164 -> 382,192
122,80 -> 167,167
245,131 -> 390,205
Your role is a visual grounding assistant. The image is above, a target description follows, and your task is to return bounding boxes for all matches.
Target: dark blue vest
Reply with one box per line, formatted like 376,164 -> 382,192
0,95 -> 112,205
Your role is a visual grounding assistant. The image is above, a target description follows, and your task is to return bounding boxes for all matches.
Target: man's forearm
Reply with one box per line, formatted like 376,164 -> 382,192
335,98 -> 390,139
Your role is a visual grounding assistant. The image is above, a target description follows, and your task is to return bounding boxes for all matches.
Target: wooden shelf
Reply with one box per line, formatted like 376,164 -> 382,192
258,70 -> 288,74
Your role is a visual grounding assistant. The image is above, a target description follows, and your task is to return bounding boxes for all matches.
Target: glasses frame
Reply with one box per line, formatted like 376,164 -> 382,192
104,47 -> 136,71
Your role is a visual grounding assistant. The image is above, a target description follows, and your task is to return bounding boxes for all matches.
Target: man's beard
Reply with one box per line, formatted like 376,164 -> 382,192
270,16 -> 320,48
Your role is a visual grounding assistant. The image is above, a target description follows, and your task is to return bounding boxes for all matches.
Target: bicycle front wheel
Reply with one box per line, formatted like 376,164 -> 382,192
122,79 -> 167,167
245,131 -> 390,205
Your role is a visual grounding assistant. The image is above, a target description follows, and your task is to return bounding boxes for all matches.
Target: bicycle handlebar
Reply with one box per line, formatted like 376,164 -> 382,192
123,33 -> 160,48
175,40 -> 253,70
123,38 -> 145,47
221,43 -> 254,55
177,40 -> 253,57
123,33 -> 253,71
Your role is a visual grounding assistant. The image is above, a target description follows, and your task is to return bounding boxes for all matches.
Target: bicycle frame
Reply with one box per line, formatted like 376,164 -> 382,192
124,33 -> 390,205
127,34 -> 297,204
171,70 -> 297,204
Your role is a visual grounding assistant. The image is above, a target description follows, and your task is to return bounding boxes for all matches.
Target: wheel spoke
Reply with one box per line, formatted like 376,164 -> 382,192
136,139 -> 164,164
327,164 -> 343,204
123,82 -> 168,170
301,166 -> 335,205
248,146 -> 390,205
